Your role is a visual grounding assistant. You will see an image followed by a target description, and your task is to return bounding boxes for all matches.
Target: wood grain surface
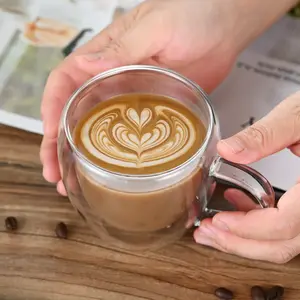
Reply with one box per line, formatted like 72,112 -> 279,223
0,124 -> 299,300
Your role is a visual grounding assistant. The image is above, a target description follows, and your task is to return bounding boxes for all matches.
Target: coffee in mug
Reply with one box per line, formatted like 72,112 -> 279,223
73,93 -> 206,235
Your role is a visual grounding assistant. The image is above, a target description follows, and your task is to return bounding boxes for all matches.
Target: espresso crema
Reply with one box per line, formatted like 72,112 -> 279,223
74,94 -> 206,175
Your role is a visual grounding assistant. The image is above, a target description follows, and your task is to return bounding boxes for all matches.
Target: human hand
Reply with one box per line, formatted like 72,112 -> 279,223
194,92 -> 300,263
40,0 -> 244,194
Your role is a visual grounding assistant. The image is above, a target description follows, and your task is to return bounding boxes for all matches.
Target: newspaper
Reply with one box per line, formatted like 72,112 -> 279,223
0,2 -> 299,190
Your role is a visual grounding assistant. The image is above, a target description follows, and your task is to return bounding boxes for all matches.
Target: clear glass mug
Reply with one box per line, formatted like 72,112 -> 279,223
58,65 -> 275,250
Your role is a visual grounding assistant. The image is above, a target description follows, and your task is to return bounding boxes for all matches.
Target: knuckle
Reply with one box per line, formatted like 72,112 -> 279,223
242,124 -> 272,147
107,39 -> 128,58
286,222 -> 299,240
293,103 -> 300,119
274,219 -> 299,240
120,2 -> 146,31
272,244 -> 298,264
292,103 -> 300,132
98,26 -> 114,45
130,3 -> 144,22
280,92 -> 300,139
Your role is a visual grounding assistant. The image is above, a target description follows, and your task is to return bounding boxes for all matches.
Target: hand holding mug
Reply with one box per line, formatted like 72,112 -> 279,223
195,92 -> 300,264
41,0 -> 273,192
58,65 -> 275,250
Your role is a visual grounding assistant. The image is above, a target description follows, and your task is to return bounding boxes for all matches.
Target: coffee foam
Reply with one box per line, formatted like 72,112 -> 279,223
75,94 -> 205,175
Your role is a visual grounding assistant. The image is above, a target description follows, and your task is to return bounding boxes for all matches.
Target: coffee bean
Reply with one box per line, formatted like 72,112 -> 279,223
266,285 -> 284,300
55,222 -> 68,239
214,287 -> 234,299
251,286 -> 266,300
5,216 -> 18,231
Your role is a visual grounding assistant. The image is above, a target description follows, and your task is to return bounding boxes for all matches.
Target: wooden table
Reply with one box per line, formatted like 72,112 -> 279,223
0,124 -> 299,300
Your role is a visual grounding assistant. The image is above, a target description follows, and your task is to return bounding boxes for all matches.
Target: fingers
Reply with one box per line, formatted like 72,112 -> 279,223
224,188 -> 259,211
40,4 -> 158,183
57,180 -> 67,196
42,65 -> 88,137
217,91 -> 300,164
41,66 -> 90,182
75,14 -> 168,76
41,13 -> 132,141
211,183 -> 300,241
41,12 -> 130,140
40,137 -> 60,182
194,219 -> 300,263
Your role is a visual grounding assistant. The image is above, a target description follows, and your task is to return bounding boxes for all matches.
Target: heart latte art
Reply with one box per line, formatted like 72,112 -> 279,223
75,94 -> 205,174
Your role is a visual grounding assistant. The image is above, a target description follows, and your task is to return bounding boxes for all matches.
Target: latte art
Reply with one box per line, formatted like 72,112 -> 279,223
75,94 -> 205,174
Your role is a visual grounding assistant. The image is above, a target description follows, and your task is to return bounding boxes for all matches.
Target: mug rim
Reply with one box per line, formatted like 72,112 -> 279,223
61,65 -> 216,179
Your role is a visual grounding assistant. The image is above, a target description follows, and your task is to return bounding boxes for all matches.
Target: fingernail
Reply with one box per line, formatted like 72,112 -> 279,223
212,219 -> 229,231
194,226 -> 216,246
81,52 -> 103,62
219,138 -> 245,154
195,234 -> 214,247
77,53 -> 118,69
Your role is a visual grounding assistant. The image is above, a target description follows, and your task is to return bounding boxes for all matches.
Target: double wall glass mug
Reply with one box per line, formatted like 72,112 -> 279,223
58,65 -> 275,250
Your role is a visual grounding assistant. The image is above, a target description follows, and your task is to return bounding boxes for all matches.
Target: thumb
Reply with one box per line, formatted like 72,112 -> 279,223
217,92 -> 300,164
75,14 -> 168,75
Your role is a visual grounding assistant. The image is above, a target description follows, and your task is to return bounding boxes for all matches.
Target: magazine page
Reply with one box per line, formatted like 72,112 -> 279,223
0,8 -> 45,133
0,0 -> 118,134
211,50 -> 300,191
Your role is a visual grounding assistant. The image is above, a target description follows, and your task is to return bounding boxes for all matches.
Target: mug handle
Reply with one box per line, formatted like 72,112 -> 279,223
204,156 -> 276,217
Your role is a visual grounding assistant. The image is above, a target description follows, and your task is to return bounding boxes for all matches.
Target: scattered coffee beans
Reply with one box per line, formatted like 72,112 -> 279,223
214,287 -> 234,299
214,285 -> 286,300
3,214 -> 287,300
55,222 -> 68,239
266,285 -> 284,300
5,216 -> 18,231
251,285 -> 266,300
